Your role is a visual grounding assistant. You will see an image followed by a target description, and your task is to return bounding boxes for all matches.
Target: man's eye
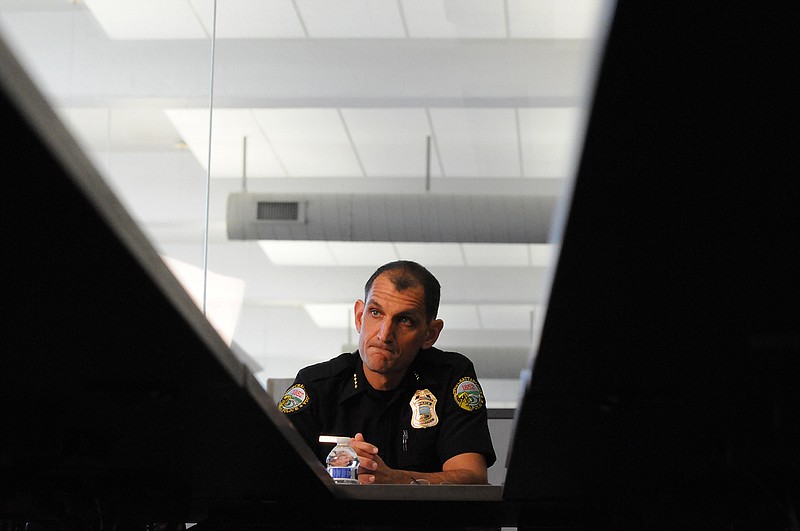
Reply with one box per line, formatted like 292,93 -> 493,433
370,309 -> 380,317
399,317 -> 414,325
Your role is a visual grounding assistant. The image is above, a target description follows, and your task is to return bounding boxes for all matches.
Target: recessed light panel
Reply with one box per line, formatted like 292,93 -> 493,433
84,0 -> 207,40
258,241 -> 337,265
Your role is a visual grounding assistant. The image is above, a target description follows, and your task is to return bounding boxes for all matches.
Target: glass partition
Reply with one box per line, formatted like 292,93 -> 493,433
0,0 -> 611,411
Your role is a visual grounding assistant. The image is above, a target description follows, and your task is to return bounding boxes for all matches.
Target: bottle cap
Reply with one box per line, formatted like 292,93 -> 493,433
319,435 -> 351,445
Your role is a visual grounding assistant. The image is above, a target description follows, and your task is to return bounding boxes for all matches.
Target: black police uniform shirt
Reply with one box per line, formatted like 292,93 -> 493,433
278,347 -> 497,473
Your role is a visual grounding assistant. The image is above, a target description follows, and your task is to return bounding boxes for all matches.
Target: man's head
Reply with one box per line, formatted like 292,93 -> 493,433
355,261 -> 444,390
363,260 -> 441,321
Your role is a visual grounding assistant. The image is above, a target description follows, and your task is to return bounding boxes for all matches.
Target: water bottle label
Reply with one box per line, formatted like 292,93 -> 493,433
328,466 -> 357,480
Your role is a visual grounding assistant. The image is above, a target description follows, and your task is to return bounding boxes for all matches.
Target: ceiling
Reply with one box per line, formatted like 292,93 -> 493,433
0,0 -> 612,407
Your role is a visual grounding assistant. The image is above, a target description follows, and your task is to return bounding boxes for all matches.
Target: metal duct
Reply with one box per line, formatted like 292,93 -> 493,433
226,192 -> 556,243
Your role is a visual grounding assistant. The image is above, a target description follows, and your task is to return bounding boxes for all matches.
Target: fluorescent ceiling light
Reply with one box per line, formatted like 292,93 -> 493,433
327,242 -> 398,266
258,241 -> 555,267
84,0 -> 608,41
84,0 -> 207,40
189,0 -> 306,38
258,241 -> 337,265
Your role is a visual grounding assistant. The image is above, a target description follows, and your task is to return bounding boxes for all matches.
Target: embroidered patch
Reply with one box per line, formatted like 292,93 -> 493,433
453,377 -> 485,412
409,388 -> 439,429
278,384 -> 309,414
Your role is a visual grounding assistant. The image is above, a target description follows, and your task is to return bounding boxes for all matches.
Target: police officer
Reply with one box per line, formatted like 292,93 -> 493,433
279,260 -> 496,484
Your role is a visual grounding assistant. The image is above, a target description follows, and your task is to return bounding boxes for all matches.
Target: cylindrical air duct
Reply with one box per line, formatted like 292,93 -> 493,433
226,192 -> 556,243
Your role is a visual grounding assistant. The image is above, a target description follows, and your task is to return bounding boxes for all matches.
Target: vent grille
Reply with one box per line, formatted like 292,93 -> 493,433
257,201 -> 299,221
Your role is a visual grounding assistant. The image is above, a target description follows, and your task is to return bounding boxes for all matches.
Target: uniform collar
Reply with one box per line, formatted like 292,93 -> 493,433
338,351 -> 367,404
339,349 -> 437,405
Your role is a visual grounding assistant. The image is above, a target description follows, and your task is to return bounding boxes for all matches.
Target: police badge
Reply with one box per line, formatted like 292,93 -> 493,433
409,389 -> 438,428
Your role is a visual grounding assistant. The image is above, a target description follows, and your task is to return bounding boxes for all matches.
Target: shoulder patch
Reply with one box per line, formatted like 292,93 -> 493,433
278,384 -> 309,414
452,377 -> 485,412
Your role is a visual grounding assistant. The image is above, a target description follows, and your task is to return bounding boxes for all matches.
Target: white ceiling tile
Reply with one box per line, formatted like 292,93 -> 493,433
83,0 -> 207,40
165,108 -> 286,177
252,109 -> 362,177
519,107 -> 581,178
519,107 -> 580,143
433,109 -> 518,144
528,244 -> 557,267
508,0 -> 609,39
304,303 -> 354,328
162,256 -> 245,345
462,243 -> 530,266
438,304 -> 481,329
341,108 -> 439,177
252,109 -> 342,143
58,108 -> 181,152
56,108 -> 110,152
402,0 -> 507,39
478,304 -> 537,330
189,0 -> 306,38
164,108 -> 213,170
296,0 -> 405,38
327,242 -> 399,266
235,135 -> 288,178
394,243 -> 465,266
210,109 -> 286,177
430,108 -> 520,177
258,241 -> 337,265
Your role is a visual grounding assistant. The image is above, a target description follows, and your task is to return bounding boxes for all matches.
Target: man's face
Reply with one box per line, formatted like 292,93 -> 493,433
354,273 -> 443,389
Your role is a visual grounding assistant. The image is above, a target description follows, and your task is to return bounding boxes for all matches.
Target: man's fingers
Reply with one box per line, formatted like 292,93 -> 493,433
350,434 -> 378,455
357,456 -> 379,471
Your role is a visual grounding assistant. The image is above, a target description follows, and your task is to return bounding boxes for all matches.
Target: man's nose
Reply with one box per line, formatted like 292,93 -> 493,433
377,319 -> 394,343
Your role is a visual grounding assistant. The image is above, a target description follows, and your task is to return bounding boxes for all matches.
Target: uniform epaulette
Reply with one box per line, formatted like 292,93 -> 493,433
298,351 -> 356,382
418,347 -> 471,369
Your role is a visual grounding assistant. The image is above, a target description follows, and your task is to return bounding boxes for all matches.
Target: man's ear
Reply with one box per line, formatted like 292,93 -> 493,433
422,319 -> 444,349
354,299 -> 365,333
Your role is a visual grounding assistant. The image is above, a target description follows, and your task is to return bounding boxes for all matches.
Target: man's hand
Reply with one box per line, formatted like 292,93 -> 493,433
349,432 -> 488,485
350,432 -> 382,484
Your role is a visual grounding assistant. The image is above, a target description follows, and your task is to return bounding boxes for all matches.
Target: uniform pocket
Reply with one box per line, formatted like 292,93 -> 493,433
396,424 -> 440,471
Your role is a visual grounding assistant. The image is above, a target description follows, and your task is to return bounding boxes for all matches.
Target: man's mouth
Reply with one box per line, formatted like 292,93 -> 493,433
370,344 -> 395,356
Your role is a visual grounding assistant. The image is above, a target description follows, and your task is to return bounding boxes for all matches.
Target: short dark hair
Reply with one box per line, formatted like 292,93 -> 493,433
364,261 -> 441,322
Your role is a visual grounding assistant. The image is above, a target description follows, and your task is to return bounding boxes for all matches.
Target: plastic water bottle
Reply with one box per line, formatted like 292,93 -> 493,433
320,436 -> 359,484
